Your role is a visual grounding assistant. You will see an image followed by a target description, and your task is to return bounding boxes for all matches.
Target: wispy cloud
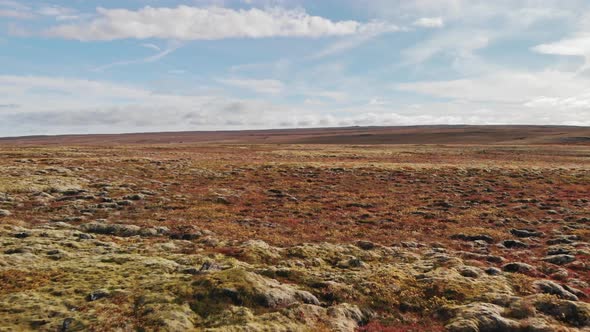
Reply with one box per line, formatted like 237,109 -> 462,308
93,41 -> 183,72
141,43 -> 162,52
307,22 -> 401,59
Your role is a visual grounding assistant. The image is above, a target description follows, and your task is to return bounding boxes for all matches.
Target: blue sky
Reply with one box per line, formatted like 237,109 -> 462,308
1,0 -> 590,136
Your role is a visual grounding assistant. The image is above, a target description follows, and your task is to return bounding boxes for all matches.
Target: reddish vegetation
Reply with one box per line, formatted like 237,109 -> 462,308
0,132 -> 589,330
1,142 -> 588,292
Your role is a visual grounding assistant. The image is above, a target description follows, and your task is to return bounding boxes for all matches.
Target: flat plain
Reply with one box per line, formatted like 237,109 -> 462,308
0,126 -> 589,331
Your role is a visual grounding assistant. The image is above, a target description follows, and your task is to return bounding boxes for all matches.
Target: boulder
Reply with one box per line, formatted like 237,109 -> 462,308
502,262 -> 536,274
196,268 -> 320,309
541,254 -> 575,265
451,233 -> 495,244
446,302 -> 520,332
534,296 -> 590,327
500,240 -> 529,249
510,229 -> 544,238
533,280 -> 578,301
80,222 -> 141,237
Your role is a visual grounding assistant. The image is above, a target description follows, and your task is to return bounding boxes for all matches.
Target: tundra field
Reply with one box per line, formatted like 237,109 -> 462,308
0,129 -> 589,331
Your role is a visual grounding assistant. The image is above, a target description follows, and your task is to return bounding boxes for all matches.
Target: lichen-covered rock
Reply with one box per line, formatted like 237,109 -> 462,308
533,295 -> 590,327
451,233 -> 495,243
457,265 -> 483,278
510,229 -> 543,238
327,303 -> 367,332
541,254 -> 576,265
239,240 -> 283,264
500,239 -> 529,249
533,280 -> 578,301
502,262 -> 536,274
446,303 -> 520,332
80,221 -> 142,237
194,268 -> 320,310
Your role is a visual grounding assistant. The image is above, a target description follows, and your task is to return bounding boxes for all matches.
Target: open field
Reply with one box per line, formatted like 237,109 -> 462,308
0,133 -> 589,331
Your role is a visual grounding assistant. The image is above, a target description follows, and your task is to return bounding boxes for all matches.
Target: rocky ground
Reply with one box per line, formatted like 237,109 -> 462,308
0,144 -> 588,331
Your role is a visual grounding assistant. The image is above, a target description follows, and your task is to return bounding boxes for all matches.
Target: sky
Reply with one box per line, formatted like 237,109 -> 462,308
1,0 -> 590,136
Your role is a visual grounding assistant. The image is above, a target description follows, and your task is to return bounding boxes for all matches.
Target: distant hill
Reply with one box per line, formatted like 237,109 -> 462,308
1,125 -> 589,145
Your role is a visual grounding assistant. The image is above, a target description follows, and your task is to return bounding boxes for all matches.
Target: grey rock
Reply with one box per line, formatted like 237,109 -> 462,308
500,240 -> 529,249
80,222 -> 141,237
511,229 -> 544,238
86,289 -> 109,301
485,267 -> 502,276
451,233 -> 495,243
457,265 -> 482,278
547,246 -> 573,256
502,262 -> 536,274
533,280 -> 578,301
356,241 -> 375,250
547,236 -> 578,245
446,302 -> 519,332
13,232 -> 31,239
124,193 -> 145,200
535,297 -> 590,327
541,254 -> 575,265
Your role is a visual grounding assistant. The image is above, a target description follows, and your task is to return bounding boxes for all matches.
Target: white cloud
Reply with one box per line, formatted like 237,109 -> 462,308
44,6 -> 368,41
533,34 -> 590,57
367,0 -> 581,68
533,33 -> 590,72
395,70 -> 590,103
393,69 -> 590,126
2,74 -> 589,138
412,17 -> 444,28
218,78 -> 285,95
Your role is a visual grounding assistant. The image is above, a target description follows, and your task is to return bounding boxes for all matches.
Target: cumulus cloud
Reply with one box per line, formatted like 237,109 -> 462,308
412,17 -> 444,28
44,6 -> 368,41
